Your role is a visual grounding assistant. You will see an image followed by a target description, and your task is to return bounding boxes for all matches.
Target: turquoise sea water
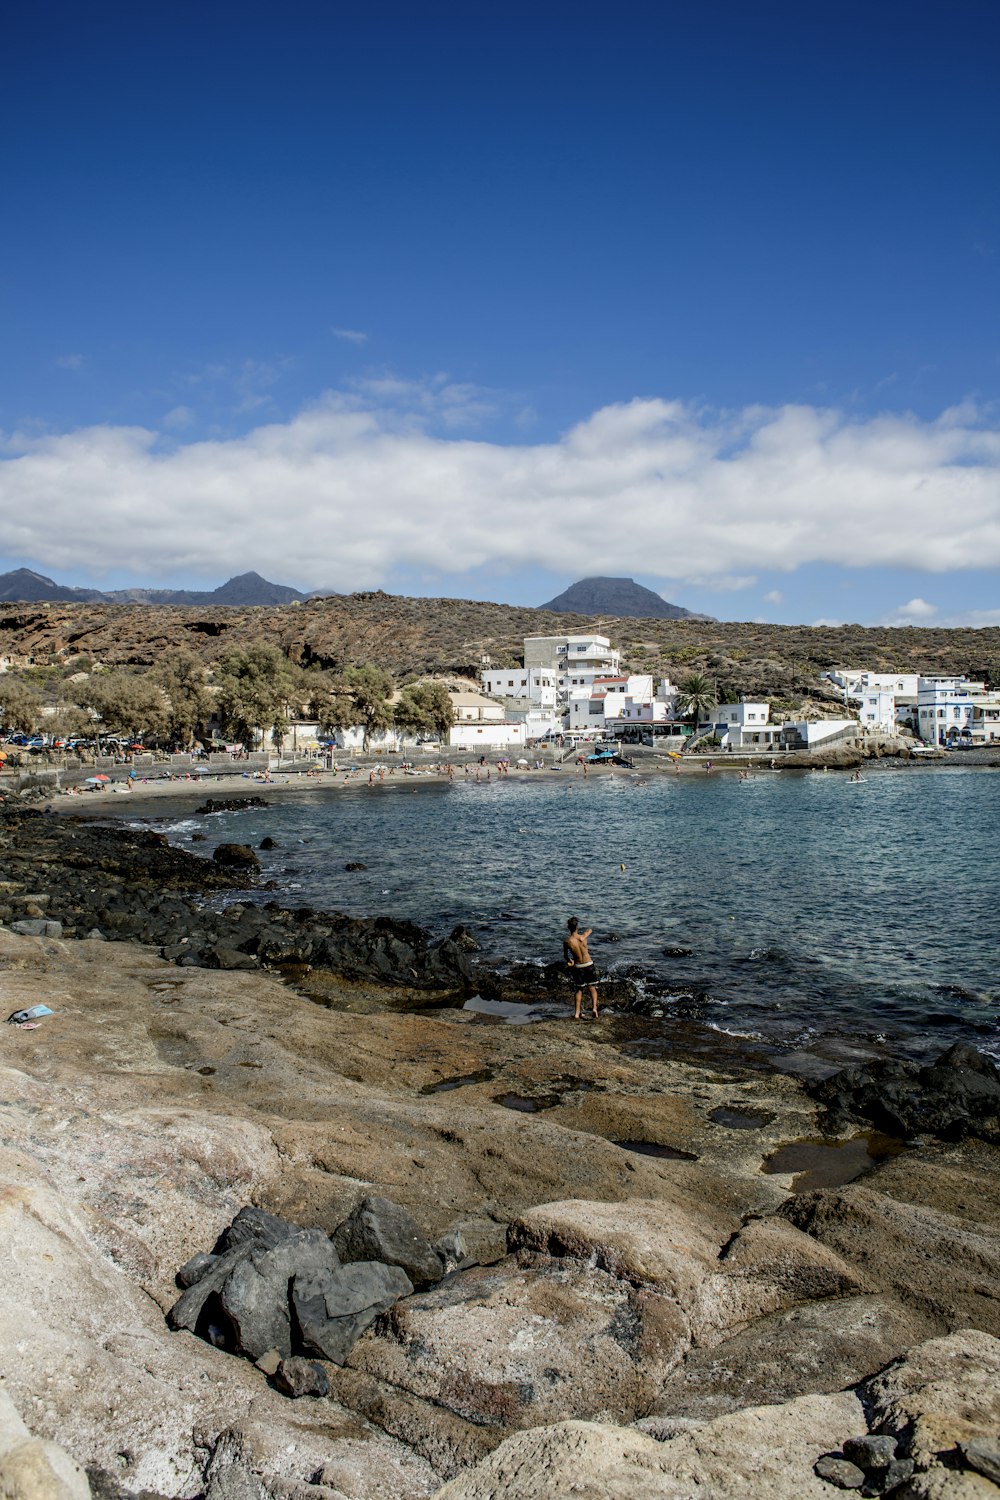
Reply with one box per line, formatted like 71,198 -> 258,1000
144,763 -> 999,1069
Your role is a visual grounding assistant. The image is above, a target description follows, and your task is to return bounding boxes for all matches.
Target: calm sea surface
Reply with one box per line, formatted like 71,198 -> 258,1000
138,764 -> 999,1070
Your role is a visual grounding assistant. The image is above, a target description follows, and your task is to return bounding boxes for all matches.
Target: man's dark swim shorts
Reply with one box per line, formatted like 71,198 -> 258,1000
568,962 -> 599,986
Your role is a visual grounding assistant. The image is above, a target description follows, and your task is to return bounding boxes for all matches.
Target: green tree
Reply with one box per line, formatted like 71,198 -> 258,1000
214,644 -> 299,750
304,669 -> 355,736
148,650 -> 214,748
0,678 -> 42,734
394,681 -> 455,740
676,672 -> 718,729
76,671 -> 171,743
48,704 -> 96,742
341,664 -> 394,749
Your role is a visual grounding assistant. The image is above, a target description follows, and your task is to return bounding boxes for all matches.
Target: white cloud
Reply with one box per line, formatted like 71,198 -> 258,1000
332,327 -> 369,345
763,589 -> 783,604
55,353 -> 85,370
2,388 -> 1000,592
895,597 -> 939,621
162,405 -> 196,430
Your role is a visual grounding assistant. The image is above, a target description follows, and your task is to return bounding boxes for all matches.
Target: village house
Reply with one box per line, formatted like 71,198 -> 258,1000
447,689 -> 527,752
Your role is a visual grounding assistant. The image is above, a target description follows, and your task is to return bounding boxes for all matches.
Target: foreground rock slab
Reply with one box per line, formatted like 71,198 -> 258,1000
430,1392 -> 865,1500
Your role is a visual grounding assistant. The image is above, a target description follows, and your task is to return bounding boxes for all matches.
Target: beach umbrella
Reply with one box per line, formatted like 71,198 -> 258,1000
86,774 -> 111,783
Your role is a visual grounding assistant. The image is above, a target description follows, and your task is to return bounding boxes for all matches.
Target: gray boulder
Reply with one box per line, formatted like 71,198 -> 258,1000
292,1260 -> 412,1364
10,918 -> 63,938
842,1434 -> 898,1471
177,1250 -> 218,1288
813,1455 -> 864,1488
333,1195 -> 444,1287
220,1229 -> 342,1360
215,1205 -> 296,1254
273,1357 -> 330,1398
168,1244 -> 254,1334
212,844 -> 260,874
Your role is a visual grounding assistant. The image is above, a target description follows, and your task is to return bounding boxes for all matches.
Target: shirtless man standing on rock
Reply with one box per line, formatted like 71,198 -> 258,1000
564,916 -> 599,1020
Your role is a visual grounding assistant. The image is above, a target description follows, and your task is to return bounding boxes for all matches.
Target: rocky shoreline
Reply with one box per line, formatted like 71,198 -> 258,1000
1,800 -> 999,1500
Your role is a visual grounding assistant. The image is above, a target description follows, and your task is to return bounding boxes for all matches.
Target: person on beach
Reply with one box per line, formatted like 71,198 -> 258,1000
563,916 -> 599,1020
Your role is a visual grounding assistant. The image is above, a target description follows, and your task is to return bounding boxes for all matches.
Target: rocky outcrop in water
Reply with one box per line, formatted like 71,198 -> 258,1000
809,1044 -> 1000,1145
0,807 -> 479,996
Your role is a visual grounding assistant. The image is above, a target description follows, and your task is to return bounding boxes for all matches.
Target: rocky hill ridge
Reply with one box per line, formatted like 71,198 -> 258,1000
1,591 -> 997,701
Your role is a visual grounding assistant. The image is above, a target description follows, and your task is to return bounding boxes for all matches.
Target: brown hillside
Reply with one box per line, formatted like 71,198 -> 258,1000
1,592 -> 997,699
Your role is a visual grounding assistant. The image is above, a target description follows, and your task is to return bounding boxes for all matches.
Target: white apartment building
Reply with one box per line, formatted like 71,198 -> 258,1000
524,634 -> 621,701
917,677 -> 1000,744
711,703 -> 771,748
715,701 -> 770,728
566,673 -> 676,735
855,689 -> 900,734
825,669 -> 919,698
480,665 -> 558,709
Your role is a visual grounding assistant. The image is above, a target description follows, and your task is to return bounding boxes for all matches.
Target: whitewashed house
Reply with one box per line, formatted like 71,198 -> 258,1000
782,718 -> 859,749
480,665 -> 557,709
447,690 -> 527,752
855,690 -> 899,734
709,702 -> 771,748
972,692 -> 1000,743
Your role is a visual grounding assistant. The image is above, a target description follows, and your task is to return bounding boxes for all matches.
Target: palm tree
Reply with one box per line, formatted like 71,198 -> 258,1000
677,673 -> 718,732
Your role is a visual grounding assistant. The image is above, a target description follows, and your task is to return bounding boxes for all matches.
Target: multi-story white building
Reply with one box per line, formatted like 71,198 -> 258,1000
917,677 -> 1000,744
524,634 -> 621,702
566,673 -> 676,735
824,669 -> 919,698
714,701 -> 770,730
855,689 -> 900,734
972,694 -> 1000,743
480,666 -> 558,710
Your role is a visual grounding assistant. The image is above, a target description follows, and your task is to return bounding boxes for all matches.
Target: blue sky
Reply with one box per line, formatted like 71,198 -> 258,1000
1,0 -> 998,625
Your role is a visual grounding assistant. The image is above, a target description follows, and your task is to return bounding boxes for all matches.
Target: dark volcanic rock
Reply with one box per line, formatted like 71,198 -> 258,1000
168,1244 -> 255,1335
344,861 -> 367,872
220,1229 -> 342,1360
291,1260 -> 413,1364
814,1454 -> 865,1488
0,805 -> 483,997
273,1357 -> 330,1398
177,1251 -> 218,1288
333,1195 -> 444,1287
170,1205 -> 412,1373
841,1434 -> 898,1471
810,1044 -> 1000,1144
196,797 -> 270,815
216,1206 -> 297,1254
212,843 -> 261,873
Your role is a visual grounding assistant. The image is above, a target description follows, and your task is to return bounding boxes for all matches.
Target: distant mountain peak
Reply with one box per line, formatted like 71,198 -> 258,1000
540,576 -> 713,621
0,568 -> 308,608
